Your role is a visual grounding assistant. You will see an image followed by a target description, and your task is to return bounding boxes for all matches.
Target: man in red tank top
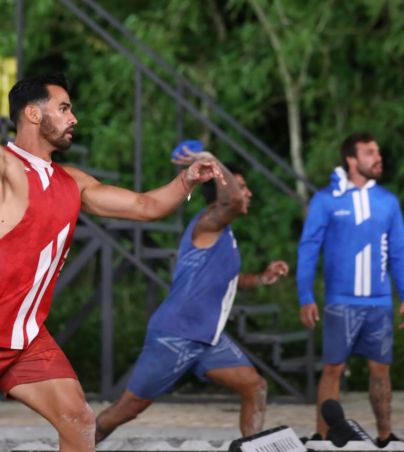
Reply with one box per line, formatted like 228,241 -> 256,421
0,73 -> 224,452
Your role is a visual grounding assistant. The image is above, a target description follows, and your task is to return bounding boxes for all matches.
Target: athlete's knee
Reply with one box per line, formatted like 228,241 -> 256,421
244,373 -> 267,399
368,360 -> 390,378
321,363 -> 346,379
255,375 -> 267,394
59,399 -> 96,434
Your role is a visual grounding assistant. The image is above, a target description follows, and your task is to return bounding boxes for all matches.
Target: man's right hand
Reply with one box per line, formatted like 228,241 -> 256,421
300,303 -> 320,329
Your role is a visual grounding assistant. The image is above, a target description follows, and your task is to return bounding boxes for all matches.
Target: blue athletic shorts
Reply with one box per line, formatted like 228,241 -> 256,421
127,329 -> 252,399
323,304 -> 393,364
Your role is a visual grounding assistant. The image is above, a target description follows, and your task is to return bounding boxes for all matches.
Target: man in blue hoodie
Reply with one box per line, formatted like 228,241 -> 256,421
297,132 -> 404,446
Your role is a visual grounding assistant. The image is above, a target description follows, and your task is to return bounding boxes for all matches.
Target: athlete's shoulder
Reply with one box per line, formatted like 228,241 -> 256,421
0,146 -> 27,187
371,184 -> 401,206
59,163 -> 82,177
60,164 -> 100,193
52,162 -> 81,185
372,183 -> 398,198
2,145 -> 26,168
308,186 -> 334,207
318,184 -> 335,197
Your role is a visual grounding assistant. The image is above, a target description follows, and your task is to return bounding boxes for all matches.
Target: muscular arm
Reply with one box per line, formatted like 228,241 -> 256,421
192,162 -> 244,248
64,160 -> 223,221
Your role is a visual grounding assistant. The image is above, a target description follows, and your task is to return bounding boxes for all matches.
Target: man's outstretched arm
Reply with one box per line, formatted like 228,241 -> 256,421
64,159 -> 224,221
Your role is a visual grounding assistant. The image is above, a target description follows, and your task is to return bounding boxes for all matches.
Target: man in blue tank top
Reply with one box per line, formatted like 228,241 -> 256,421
95,152 -> 289,443
297,132 -> 404,447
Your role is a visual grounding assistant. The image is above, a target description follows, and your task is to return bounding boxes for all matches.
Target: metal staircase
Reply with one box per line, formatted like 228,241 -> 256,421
230,304 -> 322,402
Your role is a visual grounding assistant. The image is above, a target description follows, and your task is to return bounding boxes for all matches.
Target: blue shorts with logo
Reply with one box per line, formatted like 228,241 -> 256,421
323,304 -> 393,364
127,329 -> 252,399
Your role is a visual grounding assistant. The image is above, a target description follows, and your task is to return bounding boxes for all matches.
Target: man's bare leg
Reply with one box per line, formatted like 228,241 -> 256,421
316,363 -> 346,438
10,378 -> 95,452
368,360 -> 391,441
206,366 -> 267,436
95,390 -> 152,443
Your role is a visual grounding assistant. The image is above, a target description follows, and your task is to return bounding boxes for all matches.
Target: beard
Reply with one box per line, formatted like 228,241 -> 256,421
357,161 -> 382,180
40,114 -> 73,151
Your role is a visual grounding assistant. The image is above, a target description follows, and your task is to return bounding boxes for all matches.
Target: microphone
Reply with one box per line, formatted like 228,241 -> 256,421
321,399 -> 375,447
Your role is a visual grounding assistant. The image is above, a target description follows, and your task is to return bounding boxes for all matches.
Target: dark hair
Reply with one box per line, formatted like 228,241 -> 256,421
201,162 -> 243,204
8,73 -> 70,127
340,132 -> 376,170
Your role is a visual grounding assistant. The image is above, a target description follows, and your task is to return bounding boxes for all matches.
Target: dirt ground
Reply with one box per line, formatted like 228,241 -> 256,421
0,392 -> 403,451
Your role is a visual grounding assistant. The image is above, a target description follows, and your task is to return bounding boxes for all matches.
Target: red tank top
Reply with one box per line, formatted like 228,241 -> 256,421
0,144 -> 80,349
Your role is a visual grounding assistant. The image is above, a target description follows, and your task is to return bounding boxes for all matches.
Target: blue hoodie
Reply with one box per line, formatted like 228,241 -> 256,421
297,167 -> 404,306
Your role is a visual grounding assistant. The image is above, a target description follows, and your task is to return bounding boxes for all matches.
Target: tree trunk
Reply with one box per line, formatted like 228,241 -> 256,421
286,84 -> 308,202
246,0 -> 308,204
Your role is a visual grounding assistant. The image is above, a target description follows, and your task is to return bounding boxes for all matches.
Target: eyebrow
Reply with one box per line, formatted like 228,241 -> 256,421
60,101 -> 72,108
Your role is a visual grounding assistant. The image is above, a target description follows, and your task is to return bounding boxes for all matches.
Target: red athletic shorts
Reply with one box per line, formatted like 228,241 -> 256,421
0,326 -> 78,396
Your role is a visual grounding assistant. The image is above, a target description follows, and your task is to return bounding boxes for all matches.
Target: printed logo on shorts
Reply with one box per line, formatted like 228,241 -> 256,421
157,337 -> 203,373
212,335 -> 243,359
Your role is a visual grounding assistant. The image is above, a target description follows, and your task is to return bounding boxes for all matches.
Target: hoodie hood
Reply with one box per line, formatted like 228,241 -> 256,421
330,166 -> 375,197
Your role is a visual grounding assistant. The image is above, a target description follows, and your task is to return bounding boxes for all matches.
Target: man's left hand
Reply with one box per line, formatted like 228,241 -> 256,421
183,158 -> 226,189
259,260 -> 289,285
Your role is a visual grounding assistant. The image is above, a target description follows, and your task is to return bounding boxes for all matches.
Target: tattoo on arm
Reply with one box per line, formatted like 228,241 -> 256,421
214,163 -> 242,206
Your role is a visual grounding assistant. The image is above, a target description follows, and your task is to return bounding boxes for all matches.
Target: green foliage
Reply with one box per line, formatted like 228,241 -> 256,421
2,0 -> 404,394
0,1 -> 16,56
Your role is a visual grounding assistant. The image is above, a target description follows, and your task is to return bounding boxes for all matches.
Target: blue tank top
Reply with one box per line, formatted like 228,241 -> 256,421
149,210 -> 241,345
